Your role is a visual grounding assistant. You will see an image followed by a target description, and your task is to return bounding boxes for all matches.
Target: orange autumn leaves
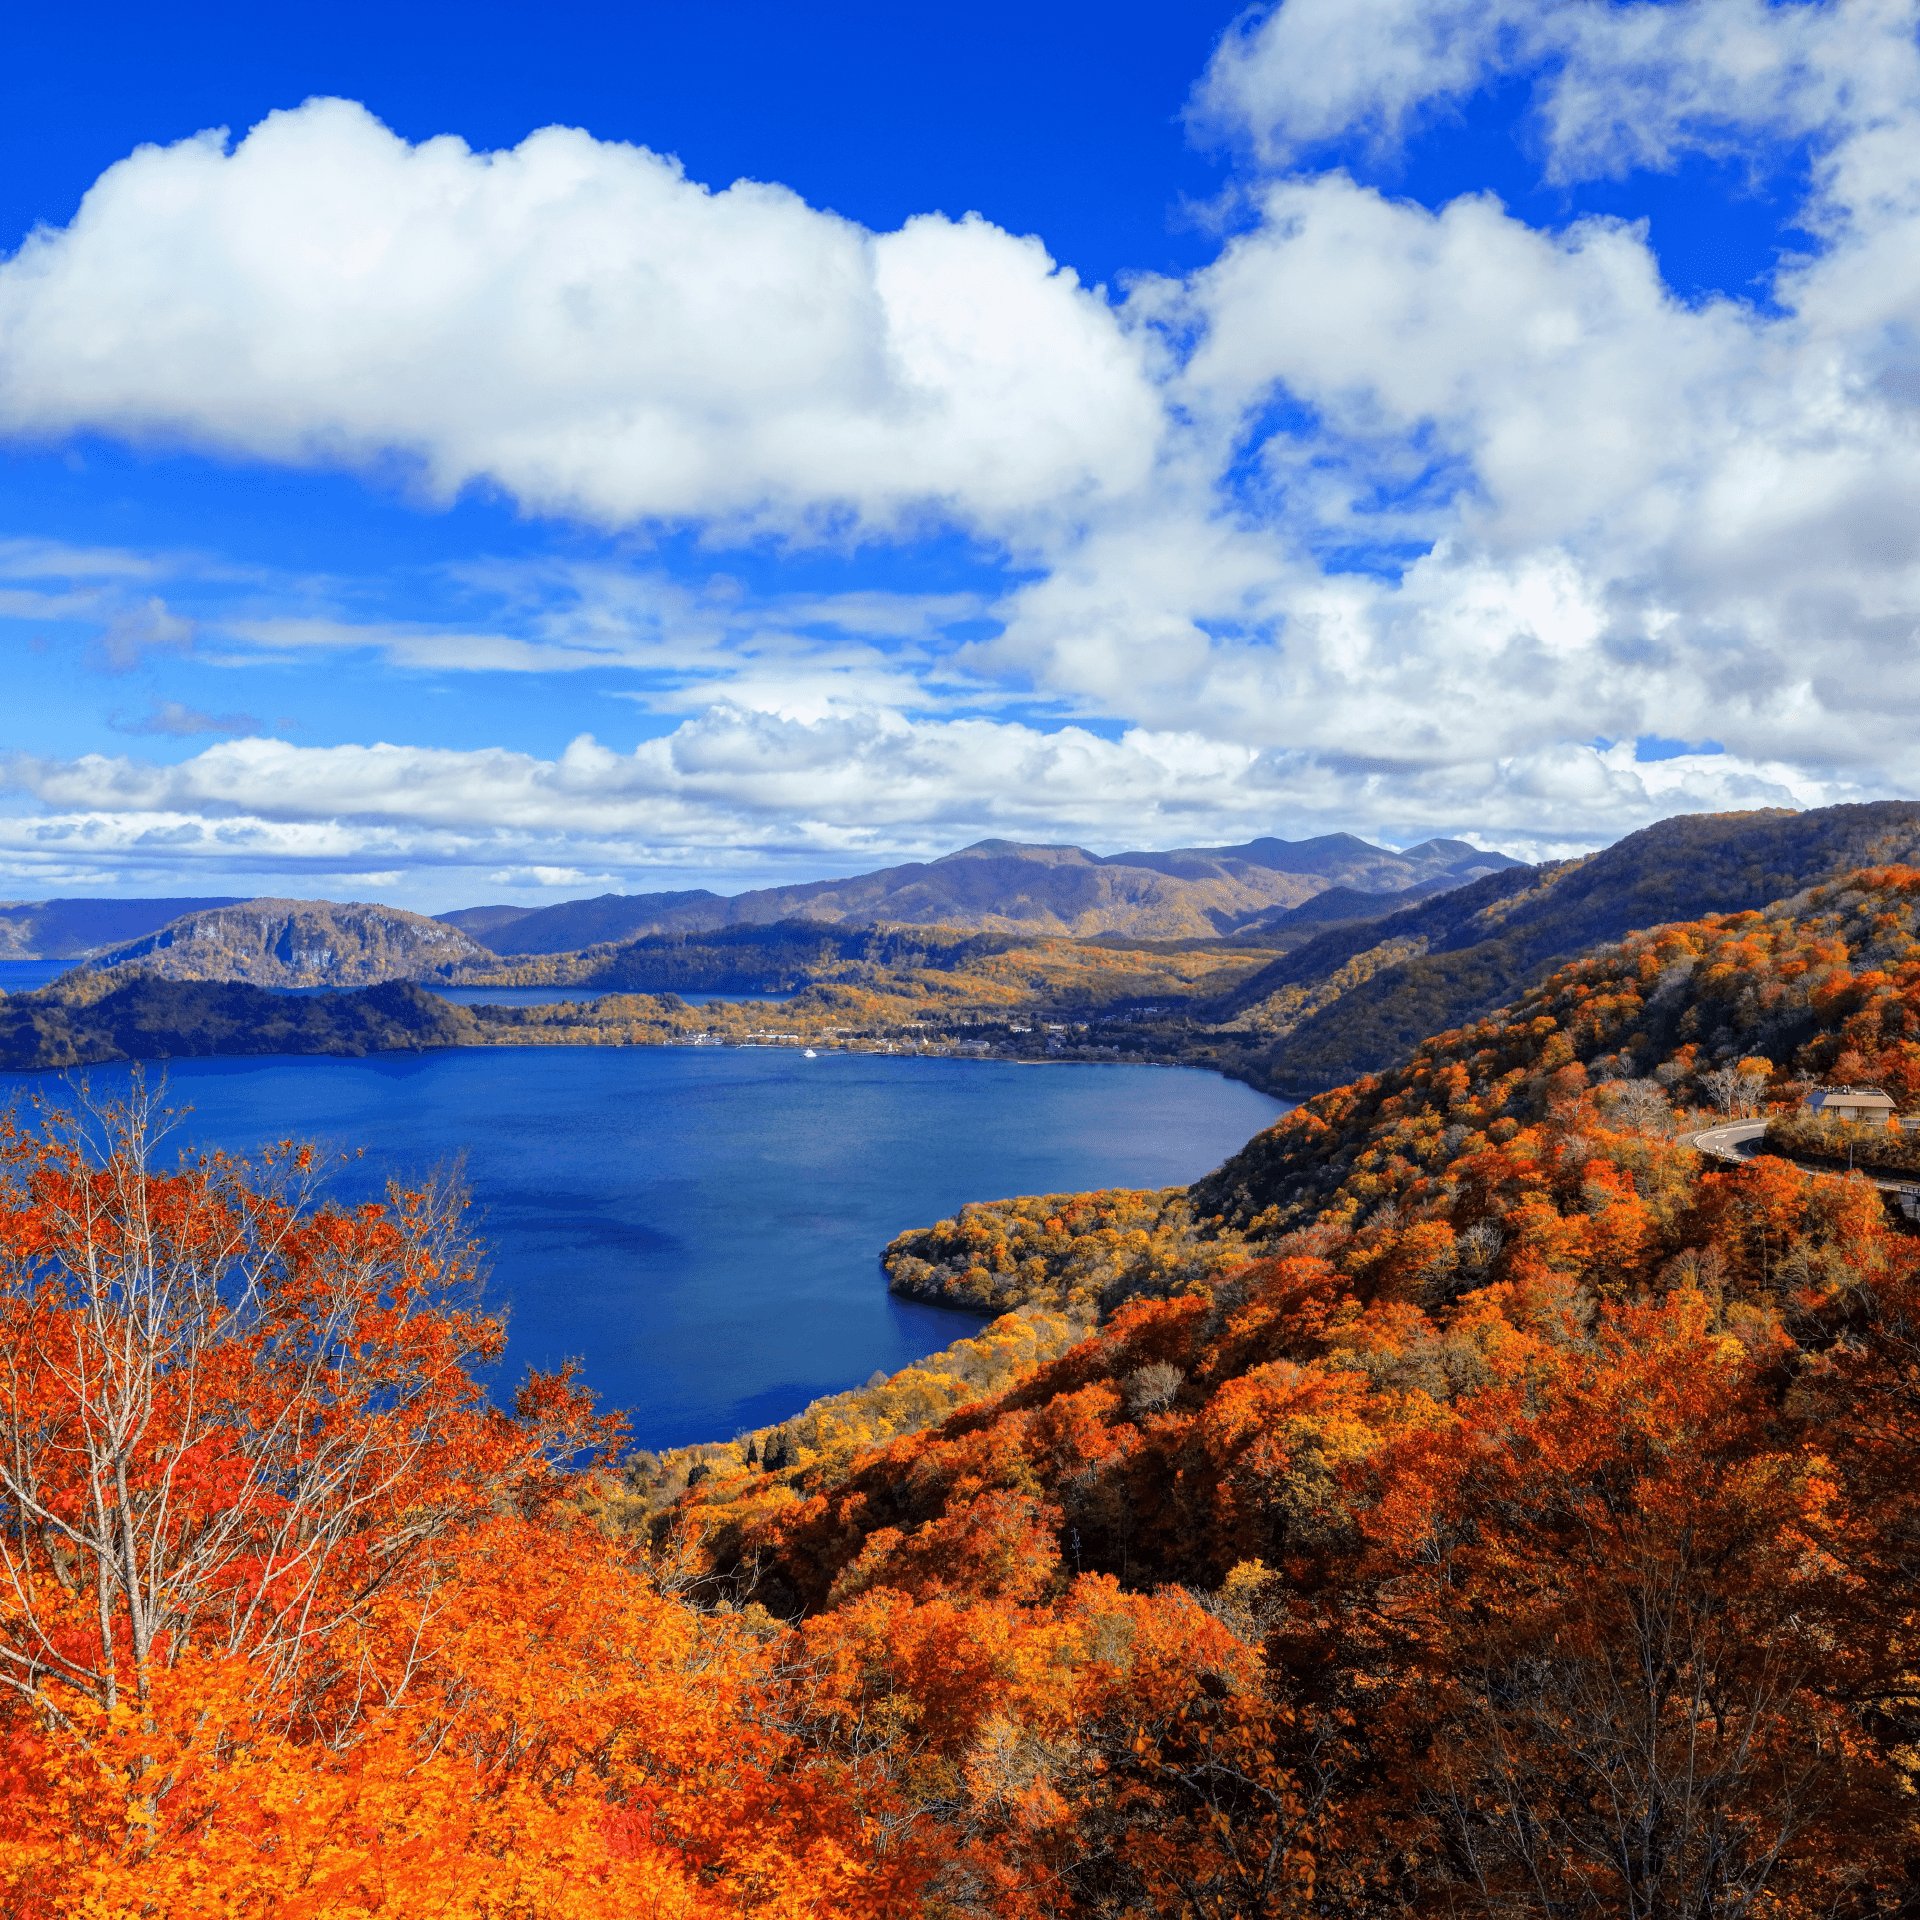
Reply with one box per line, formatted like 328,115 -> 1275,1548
714,1198 -> 1920,1912
677,860 -> 1920,1911
11,863 -> 1920,1916
0,1087 -> 926,1917
9,1527 -> 885,1917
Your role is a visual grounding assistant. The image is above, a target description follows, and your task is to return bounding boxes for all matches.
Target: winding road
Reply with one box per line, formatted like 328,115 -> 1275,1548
1688,1118 -> 1920,1218
1688,1119 -> 1769,1162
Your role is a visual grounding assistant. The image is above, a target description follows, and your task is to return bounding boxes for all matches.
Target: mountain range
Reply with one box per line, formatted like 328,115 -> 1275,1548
0,832 -> 1520,977
435,834 -> 1521,952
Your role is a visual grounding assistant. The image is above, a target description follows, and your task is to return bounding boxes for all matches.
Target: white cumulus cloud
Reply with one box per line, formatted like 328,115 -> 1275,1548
0,99 -> 1162,539
5,11 -> 1920,894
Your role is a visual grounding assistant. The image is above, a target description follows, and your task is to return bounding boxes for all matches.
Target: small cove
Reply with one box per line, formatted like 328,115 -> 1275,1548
0,1046 -> 1284,1449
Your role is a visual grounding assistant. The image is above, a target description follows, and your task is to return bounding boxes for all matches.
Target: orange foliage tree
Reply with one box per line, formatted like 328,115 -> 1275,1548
0,1083 -> 932,1916
16,865 -> 1920,1914
1324,1288 -> 1903,1916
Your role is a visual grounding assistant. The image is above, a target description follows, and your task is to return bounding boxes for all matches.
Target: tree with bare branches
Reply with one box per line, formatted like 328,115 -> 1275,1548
0,1078 -> 611,1729
0,1082 -> 943,1915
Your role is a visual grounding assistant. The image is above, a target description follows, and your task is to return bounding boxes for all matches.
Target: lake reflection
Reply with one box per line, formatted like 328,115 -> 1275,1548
0,1048 -> 1284,1449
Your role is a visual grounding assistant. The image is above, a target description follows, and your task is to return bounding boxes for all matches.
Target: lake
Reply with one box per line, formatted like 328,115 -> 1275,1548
0,1048 -> 1283,1450
0,960 -> 70,992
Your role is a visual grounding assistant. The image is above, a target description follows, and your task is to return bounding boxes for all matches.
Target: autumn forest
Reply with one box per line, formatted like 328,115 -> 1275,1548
8,855 -> 1920,1914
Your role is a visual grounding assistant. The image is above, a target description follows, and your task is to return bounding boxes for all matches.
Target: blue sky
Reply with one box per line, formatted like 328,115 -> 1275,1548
0,0 -> 1912,909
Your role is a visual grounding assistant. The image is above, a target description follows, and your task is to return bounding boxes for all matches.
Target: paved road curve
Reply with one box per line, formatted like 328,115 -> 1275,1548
1690,1119 -> 1768,1162
1688,1117 -> 1920,1215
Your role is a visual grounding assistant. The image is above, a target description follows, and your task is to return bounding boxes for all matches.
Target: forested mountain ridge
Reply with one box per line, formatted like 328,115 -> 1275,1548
11,864 -> 1920,1910
1227,874 -> 1468,937
622,862 -> 1920,1910
452,833 -> 1520,951
1210,862 -> 1562,1018
1234,800 -> 1920,1089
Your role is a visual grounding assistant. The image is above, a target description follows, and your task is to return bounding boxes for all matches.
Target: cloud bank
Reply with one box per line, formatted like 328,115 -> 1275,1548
0,715 -> 1831,897
3,4 -> 1920,895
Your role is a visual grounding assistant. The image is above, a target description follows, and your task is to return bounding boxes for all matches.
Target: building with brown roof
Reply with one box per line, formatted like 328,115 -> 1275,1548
1806,1085 -> 1899,1120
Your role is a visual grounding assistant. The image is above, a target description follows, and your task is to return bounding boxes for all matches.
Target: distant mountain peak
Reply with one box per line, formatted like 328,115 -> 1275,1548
1396,836 -> 1514,864
935,840 -> 1097,865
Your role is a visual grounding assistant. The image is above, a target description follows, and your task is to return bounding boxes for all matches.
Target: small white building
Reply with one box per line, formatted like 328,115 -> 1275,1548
1806,1085 -> 1899,1121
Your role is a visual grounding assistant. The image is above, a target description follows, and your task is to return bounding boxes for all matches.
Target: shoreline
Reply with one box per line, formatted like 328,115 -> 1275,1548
0,1030 -> 1291,1095
1,970 -> 1300,1093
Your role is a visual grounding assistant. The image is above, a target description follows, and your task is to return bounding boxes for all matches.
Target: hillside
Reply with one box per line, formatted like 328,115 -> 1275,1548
0,971 -> 476,1069
619,859 -> 1920,1909
13,862 -> 1920,1911
457,833 -> 1520,951
90,898 -> 490,987
456,919 -> 1031,993
0,895 -> 246,959
1234,801 -> 1920,1090
1234,875 -> 1459,934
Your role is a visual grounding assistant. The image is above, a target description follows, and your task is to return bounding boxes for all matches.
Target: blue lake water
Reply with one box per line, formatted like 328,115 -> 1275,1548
0,960 -> 70,992
0,1049 -> 1283,1450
